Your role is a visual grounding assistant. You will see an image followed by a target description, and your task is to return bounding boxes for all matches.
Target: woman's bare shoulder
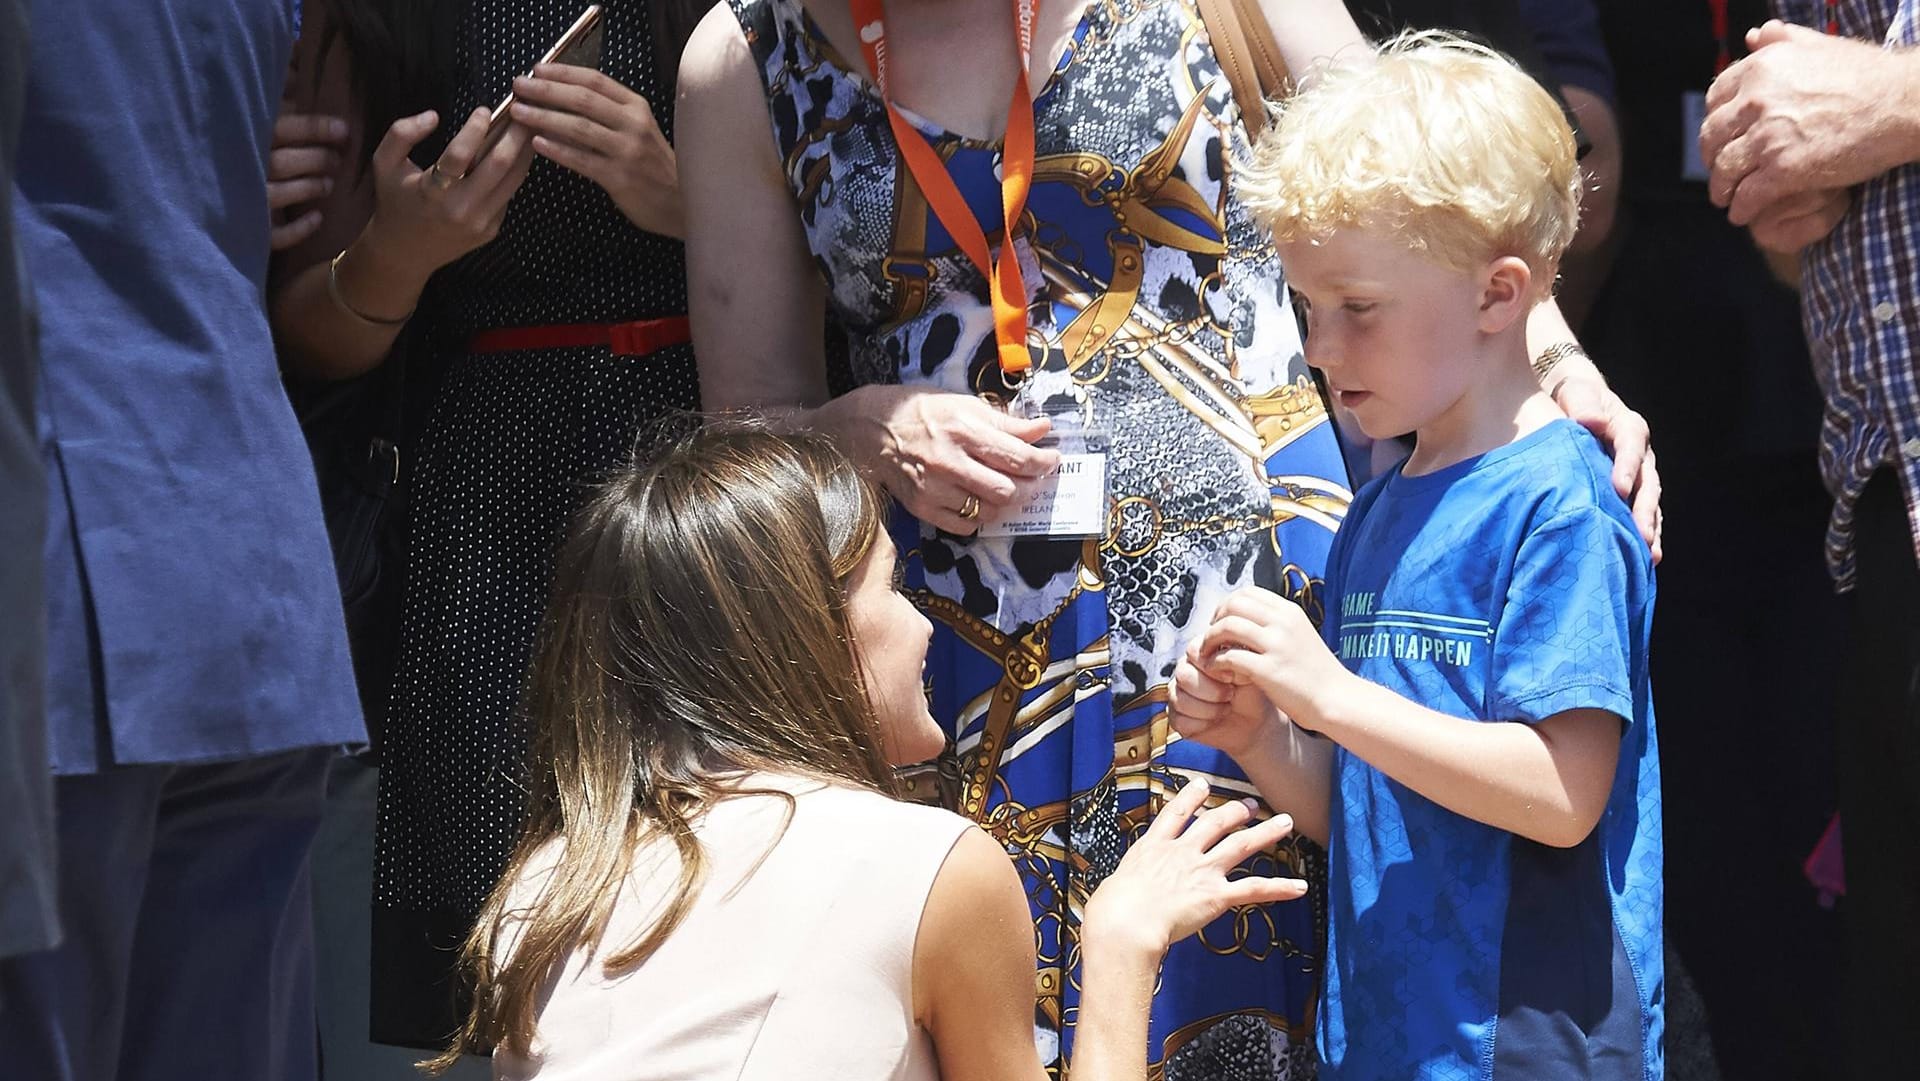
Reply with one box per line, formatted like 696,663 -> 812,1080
679,1 -> 761,97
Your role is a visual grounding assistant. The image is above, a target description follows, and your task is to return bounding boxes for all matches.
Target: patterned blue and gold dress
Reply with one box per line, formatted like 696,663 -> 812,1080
727,0 -> 1351,1075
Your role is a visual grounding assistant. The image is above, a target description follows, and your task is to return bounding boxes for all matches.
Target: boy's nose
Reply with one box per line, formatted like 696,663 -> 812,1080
1304,333 -> 1339,370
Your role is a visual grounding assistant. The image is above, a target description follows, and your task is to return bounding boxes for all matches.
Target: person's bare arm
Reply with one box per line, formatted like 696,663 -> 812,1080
1195,590 -> 1621,849
272,109 -> 536,379
1252,0 -> 1368,81
1068,785 -> 1303,1079
914,829 -> 1055,1081
268,10 -> 398,378
1300,687 -> 1619,849
1525,300 -> 1661,559
269,0 -> 537,380
270,113 -> 432,380
678,2 -> 830,415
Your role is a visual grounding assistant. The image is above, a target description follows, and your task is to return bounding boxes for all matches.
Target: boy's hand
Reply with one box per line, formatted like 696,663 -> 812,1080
1170,641 -> 1286,758
1193,588 -> 1348,729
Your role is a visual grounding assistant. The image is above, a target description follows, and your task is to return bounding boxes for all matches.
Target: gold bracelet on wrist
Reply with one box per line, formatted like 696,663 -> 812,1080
1532,341 -> 1588,383
326,249 -> 414,327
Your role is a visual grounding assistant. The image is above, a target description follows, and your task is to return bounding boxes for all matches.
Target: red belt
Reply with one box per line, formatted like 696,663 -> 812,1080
467,316 -> 691,357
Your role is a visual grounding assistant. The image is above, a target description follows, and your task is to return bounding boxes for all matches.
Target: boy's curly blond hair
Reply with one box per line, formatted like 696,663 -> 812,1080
1240,31 -> 1583,291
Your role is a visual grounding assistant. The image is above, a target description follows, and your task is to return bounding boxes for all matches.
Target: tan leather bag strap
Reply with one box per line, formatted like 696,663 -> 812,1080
1197,0 -> 1290,138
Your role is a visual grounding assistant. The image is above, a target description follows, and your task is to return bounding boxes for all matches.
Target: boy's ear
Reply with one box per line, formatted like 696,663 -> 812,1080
1476,256 -> 1533,334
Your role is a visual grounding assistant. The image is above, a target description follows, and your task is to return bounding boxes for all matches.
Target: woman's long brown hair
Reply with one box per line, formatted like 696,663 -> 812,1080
429,422 -> 900,1069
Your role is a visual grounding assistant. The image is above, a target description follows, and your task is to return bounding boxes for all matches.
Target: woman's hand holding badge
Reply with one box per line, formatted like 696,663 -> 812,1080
819,385 -> 1059,537
510,64 -> 683,237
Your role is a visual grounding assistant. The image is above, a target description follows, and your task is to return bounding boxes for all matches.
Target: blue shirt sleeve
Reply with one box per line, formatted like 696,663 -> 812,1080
1488,506 -> 1643,725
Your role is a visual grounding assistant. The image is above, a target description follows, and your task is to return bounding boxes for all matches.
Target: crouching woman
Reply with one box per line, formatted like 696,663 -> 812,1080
435,423 -> 1305,1080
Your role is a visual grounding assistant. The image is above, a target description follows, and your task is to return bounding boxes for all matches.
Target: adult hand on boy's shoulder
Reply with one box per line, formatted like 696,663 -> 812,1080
1189,589 -> 1348,729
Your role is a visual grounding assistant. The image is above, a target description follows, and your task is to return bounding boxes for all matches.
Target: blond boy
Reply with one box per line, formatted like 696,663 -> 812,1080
1169,34 -> 1662,1081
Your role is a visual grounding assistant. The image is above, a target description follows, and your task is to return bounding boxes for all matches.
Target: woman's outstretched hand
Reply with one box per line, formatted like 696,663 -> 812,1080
1083,778 -> 1307,957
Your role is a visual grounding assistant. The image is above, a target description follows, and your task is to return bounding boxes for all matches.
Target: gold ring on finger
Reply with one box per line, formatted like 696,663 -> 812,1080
958,493 -> 980,521
426,163 -> 456,191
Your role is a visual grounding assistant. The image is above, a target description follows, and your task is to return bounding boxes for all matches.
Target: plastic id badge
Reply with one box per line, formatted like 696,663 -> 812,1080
978,389 -> 1110,540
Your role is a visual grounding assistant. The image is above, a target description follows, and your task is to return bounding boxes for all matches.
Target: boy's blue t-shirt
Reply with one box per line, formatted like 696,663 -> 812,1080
1315,419 -> 1663,1081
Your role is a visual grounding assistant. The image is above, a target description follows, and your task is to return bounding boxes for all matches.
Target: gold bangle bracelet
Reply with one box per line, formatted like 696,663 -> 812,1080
1532,341 -> 1588,383
326,249 -> 413,327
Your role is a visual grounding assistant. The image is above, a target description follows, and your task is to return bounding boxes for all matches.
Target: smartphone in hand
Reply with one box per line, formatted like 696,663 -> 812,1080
474,5 -> 606,158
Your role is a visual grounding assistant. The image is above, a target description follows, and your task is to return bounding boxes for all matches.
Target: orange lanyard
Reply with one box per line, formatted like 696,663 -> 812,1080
849,0 -> 1039,379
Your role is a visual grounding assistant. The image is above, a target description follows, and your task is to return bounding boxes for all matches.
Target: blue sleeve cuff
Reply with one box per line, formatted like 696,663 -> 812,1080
1497,680 -> 1633,727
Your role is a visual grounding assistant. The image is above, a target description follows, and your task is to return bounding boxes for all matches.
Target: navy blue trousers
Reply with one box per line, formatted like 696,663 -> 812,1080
0,747 -> 331,1081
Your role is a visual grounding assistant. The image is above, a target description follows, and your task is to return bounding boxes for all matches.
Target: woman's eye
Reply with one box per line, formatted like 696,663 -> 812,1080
1342,300 -> 1377,314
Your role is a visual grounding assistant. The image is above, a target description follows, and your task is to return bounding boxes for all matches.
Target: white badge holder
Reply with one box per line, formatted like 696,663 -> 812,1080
977,371 -> 1110,540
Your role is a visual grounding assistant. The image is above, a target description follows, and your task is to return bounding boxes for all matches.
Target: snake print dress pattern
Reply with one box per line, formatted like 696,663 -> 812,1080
729,0 -> 1351,1075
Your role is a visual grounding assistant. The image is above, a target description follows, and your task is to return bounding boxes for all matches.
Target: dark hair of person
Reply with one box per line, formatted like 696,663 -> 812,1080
315,0 -> 462,166
426,421 -> 901,1069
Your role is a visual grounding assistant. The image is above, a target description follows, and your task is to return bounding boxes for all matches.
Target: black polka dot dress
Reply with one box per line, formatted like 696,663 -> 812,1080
369,0 -> 697,1048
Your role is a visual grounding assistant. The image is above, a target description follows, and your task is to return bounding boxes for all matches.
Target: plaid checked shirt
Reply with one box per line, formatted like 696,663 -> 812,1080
1775,0 -> 1920,588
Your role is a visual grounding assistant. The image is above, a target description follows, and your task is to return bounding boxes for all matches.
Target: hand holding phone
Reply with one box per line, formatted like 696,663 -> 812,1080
352,103 -> 538,288
475,6 -> 607,159
505,17 -> 685,237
